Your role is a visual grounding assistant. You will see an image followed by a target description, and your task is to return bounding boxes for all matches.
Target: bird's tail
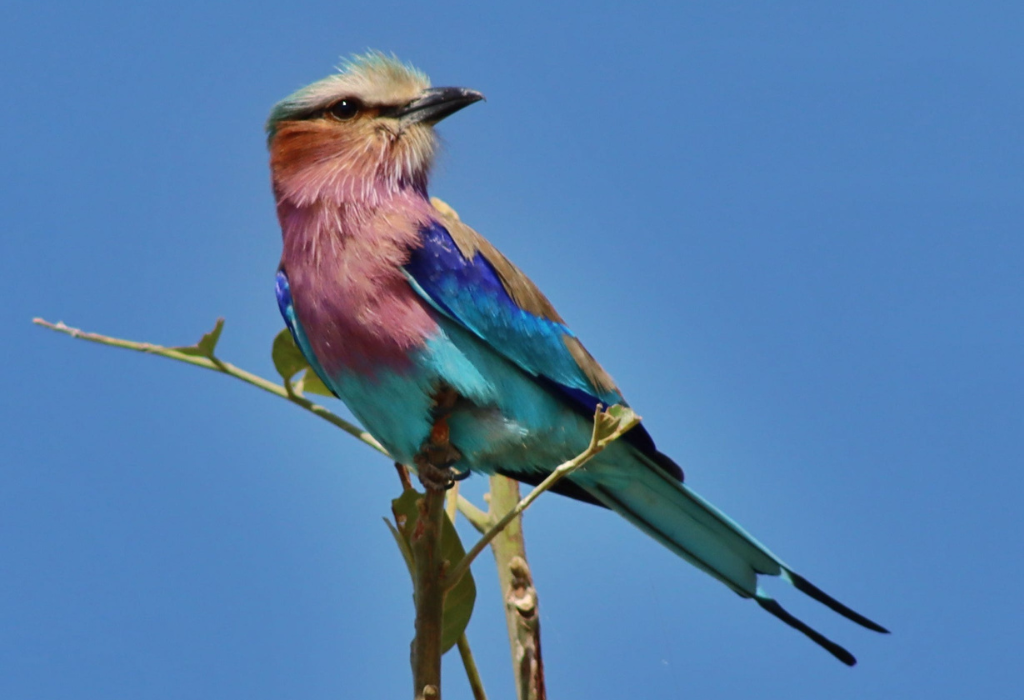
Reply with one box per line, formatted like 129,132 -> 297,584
581,453 -> 888,666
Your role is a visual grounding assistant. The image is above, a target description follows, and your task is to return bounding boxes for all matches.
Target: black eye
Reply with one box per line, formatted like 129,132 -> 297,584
328,98 -> 361,120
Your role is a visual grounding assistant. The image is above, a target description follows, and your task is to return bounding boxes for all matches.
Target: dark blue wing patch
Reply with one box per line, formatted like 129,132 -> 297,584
275,270 -> 300,347
405,221 -> 621,406
404,220 -> 683,482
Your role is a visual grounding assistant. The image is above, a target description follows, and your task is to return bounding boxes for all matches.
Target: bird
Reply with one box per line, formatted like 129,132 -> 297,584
267,52 -> 888,665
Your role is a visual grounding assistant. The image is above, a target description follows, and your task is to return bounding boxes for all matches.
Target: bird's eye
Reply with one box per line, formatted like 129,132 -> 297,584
328,99 -> 361,121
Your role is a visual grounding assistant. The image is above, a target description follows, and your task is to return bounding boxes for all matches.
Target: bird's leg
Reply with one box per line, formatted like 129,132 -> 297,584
415,385 -> 465,491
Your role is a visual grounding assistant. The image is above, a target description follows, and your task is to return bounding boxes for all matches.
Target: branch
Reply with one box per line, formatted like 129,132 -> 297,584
33,318 -> 385,454
445,482 -> 460,523
456,480 -> 544,700
487,476 -> 545,700
456,495 -> 490,534
410,486 -> 447,700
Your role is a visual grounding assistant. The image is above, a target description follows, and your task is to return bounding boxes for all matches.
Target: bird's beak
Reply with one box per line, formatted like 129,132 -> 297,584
396,87 -> 484,127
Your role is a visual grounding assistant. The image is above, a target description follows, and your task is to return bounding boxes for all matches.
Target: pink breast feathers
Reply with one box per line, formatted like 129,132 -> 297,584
278,196 -> 440,377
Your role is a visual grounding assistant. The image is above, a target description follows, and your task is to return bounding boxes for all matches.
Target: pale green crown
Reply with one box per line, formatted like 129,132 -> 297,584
266,52 -> 430,138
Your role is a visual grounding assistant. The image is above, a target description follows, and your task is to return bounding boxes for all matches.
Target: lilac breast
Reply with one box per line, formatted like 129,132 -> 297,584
278,198 -> 439,377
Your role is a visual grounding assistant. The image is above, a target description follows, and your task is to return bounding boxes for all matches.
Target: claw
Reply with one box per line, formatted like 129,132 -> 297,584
415,453 -> 462,490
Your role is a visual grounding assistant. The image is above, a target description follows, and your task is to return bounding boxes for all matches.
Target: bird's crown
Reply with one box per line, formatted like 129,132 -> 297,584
267,52 -> 430,137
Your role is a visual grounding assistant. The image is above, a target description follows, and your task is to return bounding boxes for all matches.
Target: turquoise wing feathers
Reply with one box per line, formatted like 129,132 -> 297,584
402,216 -> 624,411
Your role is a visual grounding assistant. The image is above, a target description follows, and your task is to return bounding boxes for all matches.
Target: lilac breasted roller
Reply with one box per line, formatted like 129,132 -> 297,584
267,52 -> 887,665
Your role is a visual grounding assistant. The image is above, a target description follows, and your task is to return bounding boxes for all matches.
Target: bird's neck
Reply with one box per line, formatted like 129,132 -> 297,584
269,129 -> 437,252
273,168 -> 440,376
274,171 -> 436,265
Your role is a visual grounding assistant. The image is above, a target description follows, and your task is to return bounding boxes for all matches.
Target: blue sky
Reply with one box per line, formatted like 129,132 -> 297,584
3,1 -> 1022,698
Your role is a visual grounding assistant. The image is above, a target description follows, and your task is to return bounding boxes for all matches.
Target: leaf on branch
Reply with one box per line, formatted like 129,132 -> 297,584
389,489 -> 477,654
271,328 -> 309,382
295,368 -> 335,397
593,404 -> 642,447
174,318 -> 225,358
271,331 -> 335,397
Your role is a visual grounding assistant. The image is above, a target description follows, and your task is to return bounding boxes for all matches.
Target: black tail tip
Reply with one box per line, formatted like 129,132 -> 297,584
756,596 -> 858,666
789,572 -> 890,634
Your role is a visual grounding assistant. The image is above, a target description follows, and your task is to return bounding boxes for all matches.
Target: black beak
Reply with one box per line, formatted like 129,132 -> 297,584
396,87 -> 484,127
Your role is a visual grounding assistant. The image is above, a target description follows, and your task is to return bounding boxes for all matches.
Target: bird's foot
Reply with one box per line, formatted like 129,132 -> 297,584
450,466 -> 472,482
414,447 -> 464,490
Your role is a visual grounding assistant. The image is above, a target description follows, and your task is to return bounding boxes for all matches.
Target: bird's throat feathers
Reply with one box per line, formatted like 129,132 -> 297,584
269,119 -> 436,208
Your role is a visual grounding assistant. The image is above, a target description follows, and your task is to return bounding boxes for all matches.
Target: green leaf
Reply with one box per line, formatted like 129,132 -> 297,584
390,489 -> 477,655
593,404 -> 641,446
174,318 -> 225,358
271,328 -> 309,382
440,548 -> 476,655
295,368 -> 335,397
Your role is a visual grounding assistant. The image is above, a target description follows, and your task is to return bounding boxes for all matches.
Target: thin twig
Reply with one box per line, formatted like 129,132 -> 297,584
395,462 -> 415,492
456,495 -> 491,534
33,318 -> 385,453
456,633 -> 488,700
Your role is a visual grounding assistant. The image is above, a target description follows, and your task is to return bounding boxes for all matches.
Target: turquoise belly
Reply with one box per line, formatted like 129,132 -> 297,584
326,317 -> 593,475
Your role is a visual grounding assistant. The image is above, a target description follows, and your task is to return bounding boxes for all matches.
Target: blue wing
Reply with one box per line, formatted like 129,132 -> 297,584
404,220 -> 621,406
403,218 -> 681,479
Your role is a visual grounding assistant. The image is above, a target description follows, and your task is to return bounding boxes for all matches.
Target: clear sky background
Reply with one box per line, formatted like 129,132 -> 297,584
3,2 -> 1022,698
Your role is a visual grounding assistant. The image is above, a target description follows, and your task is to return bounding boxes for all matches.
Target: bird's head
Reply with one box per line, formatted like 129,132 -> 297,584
267,52 -> 483,206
